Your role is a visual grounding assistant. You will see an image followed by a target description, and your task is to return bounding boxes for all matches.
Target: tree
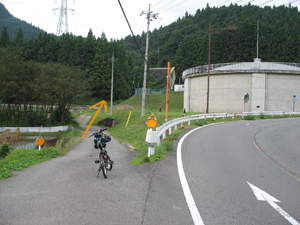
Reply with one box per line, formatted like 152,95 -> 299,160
33,31 -> 44,62
14,27 -> 24,46
73,35 -> 86,69
0,26 -> 10,47
52,64 -> 89,123
57,33 -> 75,66
44,35 -> 57,62
88,32 -> 111,99
24,38 -> 34,61
84,29 -> 96,70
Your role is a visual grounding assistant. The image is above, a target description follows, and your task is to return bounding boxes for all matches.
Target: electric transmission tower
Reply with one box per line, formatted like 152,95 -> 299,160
52,0 -> 74,36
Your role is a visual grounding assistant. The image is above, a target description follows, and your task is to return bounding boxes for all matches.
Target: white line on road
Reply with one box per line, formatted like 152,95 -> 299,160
248,182 -> 300,225
177,124 -> 219,225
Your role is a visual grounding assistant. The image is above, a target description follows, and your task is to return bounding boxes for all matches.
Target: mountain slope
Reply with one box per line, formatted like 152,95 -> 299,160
0,2 -> 46,41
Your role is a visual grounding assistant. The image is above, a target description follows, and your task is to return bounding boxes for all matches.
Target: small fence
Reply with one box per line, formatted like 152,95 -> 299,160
135,87 -> 167,95
0,126 -> 73,133
14,142 -> 37,150
145,111 -> 300,157
0,128 -> 21,144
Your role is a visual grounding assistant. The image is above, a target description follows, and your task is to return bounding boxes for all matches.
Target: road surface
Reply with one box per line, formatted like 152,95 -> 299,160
1,118 -> 299,224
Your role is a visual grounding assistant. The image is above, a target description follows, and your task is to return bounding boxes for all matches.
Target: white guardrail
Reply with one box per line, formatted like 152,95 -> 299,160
145,111 -> 300,157
0,126 -> 74,133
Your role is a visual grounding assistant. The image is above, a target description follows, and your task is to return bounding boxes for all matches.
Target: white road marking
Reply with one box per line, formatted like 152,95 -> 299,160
177,124 -> 218,225
248,182 -> 300,225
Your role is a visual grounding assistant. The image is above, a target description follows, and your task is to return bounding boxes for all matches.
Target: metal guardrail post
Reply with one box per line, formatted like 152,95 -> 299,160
145,111 -> 300,156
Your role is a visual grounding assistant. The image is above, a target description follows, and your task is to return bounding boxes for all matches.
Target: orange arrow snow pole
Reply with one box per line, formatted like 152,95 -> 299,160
82,100 -> 107,138
165,62 -> 170,123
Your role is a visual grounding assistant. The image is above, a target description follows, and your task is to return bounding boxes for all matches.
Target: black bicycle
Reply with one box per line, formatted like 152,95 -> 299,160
89,128 -> 113,178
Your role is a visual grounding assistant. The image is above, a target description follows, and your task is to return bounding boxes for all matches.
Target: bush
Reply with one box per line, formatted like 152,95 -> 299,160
260,113 -> 265,119
244,115 -> 255,120
0,142 -> 10,158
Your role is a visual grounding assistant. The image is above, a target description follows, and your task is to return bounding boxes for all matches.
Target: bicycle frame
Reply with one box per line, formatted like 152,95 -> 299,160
91,129 -> 113,178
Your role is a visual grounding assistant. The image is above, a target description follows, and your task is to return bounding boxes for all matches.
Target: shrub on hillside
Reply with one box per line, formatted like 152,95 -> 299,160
0,142 -> 10,158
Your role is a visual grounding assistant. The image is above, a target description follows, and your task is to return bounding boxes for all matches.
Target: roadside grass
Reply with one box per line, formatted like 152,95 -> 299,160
2,92 -> 299,179
80,93 -> 299,165
80,93 -> 245,164
0,124 -> 84,180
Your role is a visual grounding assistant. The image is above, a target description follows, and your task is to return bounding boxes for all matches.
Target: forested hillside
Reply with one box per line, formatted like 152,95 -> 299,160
0,4 -> 134,126
1,3 -> 300,107
0,3 -> 44,41
122,4 -> 300,80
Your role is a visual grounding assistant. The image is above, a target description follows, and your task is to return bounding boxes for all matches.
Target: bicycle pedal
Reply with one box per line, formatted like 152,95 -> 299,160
95,159 -> 100,164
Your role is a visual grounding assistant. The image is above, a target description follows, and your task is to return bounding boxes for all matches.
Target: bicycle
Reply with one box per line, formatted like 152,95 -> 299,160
89,128 -> 114,178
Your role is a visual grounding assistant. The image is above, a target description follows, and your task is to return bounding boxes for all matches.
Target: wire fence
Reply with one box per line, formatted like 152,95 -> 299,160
13,137 -> 58,150
14,142 -> 37,150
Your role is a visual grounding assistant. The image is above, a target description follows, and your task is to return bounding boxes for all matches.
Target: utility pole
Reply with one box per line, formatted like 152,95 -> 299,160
207,23 -> 211,114
110,53 -> 116,115
206,23 -> 237,114
140,4 -> 158,117
257,21 -> 259,59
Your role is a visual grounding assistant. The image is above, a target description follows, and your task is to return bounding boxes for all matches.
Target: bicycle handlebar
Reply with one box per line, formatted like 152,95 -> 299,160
88,127 -> 109,138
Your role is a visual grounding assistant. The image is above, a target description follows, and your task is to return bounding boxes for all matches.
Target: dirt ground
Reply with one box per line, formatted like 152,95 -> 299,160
116,104 -> 137,110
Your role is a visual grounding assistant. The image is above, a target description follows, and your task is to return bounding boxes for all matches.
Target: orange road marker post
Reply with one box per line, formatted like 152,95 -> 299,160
145,113 -> 158,157
36,137 -> 44,151
165,62 -> 171,123
82,100 -> 107,138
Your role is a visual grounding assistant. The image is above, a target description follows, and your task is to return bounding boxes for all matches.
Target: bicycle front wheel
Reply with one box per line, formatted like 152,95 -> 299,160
105,159 -> 113,171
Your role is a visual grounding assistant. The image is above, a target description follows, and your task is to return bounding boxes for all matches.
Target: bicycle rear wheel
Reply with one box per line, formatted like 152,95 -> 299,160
102,164 -> 107,178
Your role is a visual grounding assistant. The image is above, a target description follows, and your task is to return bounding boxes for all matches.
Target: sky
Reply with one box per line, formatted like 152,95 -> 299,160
0,0 -> 298,40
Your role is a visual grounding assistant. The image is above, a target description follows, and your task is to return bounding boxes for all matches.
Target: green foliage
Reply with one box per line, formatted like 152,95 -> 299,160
0,142 -> 11,158
123,4 -> 300,80
0,3 -> 42,42
88,33 -> 111,99
260,112 -> 265,119
0,47 -> 90,126
244,115 -> 255,120
0,26 -> 10,47
4,3 -> 300,105
0,147 -> 60,179
0,125 -> 83,180
53,104 -> 73,125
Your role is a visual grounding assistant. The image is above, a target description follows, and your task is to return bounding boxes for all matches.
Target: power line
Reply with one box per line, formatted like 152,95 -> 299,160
117,0 -> 145,61
157,0 -> 188,14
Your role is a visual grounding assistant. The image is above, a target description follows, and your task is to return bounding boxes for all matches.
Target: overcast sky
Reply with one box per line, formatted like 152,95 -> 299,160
1,0 -> 298,40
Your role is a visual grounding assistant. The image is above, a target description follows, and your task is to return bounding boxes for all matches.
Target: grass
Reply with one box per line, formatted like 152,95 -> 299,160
80,92 -> 243,164
1,92 -> 299,179
81,93 -> 300,165
0,123 -> 84,180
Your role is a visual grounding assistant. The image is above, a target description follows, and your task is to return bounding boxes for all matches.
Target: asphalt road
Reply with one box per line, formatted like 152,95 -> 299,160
1,118 -> 300,225
180,118 -> 300,224
0,125 -> 159,225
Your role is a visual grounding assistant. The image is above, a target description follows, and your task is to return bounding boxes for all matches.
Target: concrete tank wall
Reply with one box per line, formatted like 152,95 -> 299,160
183,70 -> 300,113
266,73 -> 300,111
